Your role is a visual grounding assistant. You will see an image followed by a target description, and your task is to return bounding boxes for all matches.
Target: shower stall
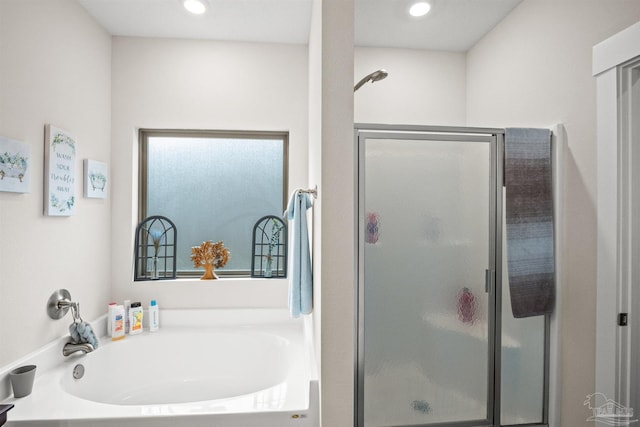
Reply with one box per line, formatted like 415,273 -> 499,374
356,124 -> 548,427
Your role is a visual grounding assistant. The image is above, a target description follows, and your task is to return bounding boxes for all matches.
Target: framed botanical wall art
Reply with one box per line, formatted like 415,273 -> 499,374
0,136 -> 31,193
83,159 -> 107,198
44,125 -> 76,216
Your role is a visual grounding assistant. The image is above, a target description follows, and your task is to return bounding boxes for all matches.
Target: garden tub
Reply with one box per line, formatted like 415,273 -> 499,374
3,309 -> 318,427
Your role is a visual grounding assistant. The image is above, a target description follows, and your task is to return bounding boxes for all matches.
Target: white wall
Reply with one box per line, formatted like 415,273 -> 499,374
110,37 -> 309,307
308,0 -> 323,384
318,0 -> 355,425
466,1 -> 640,425
355,47 -> 466,125
0,0 -> 111,369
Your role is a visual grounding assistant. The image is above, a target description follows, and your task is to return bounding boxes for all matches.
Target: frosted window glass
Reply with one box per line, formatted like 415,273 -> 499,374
360,135 -> 548,426
145,135 -> 285,275
500,196 -> 545,424
363,138 -> 491,426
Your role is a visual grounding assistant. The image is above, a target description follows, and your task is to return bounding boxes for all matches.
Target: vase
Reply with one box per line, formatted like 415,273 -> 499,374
200,262 -> 218,280
152,256 -> 159,280
264,257 -> 273,278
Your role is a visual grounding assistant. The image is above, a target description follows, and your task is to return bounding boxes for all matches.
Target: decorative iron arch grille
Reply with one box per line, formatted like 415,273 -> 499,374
134,215 -> 177,281
251,215 -> 287,278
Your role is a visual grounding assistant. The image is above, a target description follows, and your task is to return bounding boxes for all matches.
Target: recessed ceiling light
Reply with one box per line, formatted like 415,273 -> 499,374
409,1 -> 431,17
183,0 -> 208,15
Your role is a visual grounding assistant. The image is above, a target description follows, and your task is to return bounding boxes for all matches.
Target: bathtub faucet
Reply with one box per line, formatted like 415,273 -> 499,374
62,342 -> 95,357
47,290 -> 99,357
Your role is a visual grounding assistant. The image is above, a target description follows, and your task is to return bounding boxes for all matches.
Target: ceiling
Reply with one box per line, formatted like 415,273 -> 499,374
356,0 -> 523,51
77,0 -> 523,52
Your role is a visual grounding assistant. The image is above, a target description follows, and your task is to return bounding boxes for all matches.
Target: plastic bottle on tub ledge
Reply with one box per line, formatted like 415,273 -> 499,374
107,302 -> 116,337
148,300 -> 159,332
129,302 -> 143,335
124,300 -> 131,334
111,305 -> 125,341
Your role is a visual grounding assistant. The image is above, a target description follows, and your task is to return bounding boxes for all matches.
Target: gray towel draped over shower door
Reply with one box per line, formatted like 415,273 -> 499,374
505,128 -> 555,318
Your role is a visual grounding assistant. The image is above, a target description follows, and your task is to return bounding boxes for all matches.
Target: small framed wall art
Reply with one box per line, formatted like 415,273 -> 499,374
83,159 -> 107,199
44,125 -> 76,216
0,136 -> 31,193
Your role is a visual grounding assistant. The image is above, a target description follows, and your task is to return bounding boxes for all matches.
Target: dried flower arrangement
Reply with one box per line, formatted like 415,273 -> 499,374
147,229 -> 165,257
190,240 -> 230,280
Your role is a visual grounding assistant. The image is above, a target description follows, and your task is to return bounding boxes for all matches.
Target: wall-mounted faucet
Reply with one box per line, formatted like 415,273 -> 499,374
47,289 -> 98,356
62,342 -> 94,357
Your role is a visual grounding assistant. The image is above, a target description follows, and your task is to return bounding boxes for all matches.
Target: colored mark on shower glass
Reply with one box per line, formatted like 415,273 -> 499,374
365,212 -> 380,244
411,399 -> 431,414
456,287 -> 477,324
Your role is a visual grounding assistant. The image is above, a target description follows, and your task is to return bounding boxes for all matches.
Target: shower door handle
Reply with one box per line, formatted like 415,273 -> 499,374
485,269 -> 494,293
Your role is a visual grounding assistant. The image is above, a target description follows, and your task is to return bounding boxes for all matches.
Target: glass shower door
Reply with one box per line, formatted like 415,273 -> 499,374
357,129 -> 498,427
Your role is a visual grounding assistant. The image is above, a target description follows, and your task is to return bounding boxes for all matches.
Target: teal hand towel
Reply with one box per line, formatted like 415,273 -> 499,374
284,190 -> 313,318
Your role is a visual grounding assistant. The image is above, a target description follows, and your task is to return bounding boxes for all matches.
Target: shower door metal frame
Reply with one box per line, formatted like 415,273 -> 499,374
355,124 -> 505,427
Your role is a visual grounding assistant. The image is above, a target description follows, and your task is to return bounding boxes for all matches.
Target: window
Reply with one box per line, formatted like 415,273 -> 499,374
139,129 -> 288,277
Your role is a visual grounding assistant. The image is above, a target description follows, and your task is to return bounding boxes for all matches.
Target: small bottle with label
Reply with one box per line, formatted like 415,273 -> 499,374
111,305 -> 125,341
148,300 -> 159,332
124,300 -> 131,334
107,302 -> 116,337
129,302 -> 143,335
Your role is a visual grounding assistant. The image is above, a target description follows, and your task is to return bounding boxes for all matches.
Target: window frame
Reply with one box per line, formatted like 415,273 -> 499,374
138,128 -> 289,278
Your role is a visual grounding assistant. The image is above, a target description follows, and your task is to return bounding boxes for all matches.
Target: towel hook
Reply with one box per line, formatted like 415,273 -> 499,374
297,185 -> 317,199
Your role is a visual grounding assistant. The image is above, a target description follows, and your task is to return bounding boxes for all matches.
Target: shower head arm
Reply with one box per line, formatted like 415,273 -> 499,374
353,75 -> 372,92
354,69 -> 388,92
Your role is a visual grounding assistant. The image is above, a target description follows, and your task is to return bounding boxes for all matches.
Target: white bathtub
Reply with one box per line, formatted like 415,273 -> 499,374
3,309 -> 318,427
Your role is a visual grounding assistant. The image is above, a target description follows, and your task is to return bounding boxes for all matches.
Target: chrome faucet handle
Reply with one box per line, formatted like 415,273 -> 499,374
47,289 -> 73,320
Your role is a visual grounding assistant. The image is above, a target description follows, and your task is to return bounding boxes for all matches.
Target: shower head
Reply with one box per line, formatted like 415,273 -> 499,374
354,69 -> 389,92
